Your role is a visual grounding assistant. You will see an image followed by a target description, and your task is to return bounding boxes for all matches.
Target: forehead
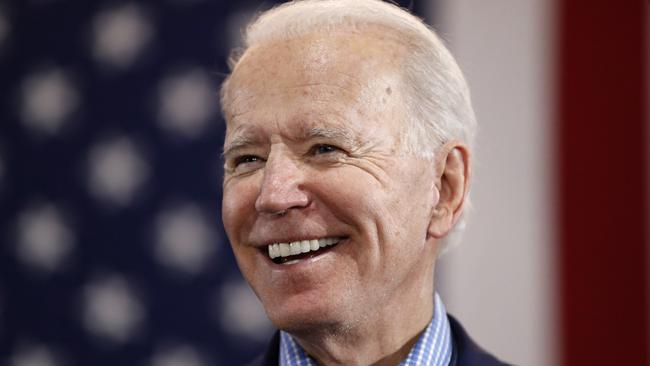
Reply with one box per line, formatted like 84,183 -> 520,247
222,30 -> 407,128
230,31 -> 403,86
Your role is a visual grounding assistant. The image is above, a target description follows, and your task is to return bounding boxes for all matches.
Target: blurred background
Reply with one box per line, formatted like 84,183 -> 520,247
0,0 -> 646,365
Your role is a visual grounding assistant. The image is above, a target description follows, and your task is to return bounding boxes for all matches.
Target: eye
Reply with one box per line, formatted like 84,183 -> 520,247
234,155 -> 261,166
312,144 -> 338,155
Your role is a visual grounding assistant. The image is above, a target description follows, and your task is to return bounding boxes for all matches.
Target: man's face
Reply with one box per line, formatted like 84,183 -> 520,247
221,32 -> 440,332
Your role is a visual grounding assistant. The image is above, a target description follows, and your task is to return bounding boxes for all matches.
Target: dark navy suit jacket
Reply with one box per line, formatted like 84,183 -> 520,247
246,315 -> 512,366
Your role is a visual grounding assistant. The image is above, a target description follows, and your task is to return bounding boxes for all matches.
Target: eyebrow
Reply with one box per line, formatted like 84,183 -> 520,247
222,135 -> 256,159
302,126 -> 359,147
222,124 -> 360,159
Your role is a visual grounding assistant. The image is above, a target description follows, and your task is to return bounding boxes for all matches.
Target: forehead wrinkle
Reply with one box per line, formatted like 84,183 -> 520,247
284,82 -> 356,94
225,92 -> 254,118
226,82 -> 357,123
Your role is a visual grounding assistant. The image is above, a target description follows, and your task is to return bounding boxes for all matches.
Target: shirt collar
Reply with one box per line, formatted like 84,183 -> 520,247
279,293 -> 453,366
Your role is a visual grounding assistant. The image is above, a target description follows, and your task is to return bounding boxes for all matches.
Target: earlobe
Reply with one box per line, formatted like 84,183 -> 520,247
427,144 -> 471,239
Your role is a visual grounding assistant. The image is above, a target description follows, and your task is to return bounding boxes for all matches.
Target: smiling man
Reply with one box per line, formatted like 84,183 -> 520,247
220,1 -> 509,365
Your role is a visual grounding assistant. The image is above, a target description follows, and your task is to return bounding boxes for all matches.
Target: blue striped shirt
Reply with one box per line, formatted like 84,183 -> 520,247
279,293 -> 452,366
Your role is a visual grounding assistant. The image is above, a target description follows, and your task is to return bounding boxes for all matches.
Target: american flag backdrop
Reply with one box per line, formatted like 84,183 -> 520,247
1,0 -> 647,366
0,1 -> 429,365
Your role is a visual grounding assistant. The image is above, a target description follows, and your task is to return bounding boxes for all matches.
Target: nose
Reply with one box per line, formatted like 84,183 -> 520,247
254,150 -> 310,215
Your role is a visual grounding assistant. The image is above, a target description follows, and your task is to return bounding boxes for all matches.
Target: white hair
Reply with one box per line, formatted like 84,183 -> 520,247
221,0 -> 477,250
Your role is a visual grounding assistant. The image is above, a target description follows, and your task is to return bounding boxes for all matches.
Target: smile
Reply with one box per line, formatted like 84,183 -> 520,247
267,237 -> 343,264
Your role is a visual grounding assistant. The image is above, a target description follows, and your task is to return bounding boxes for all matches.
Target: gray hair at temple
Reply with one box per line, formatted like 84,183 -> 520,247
220,0 -> 477,249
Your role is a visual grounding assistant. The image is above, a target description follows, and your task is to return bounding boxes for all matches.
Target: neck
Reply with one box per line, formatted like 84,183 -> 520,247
290,274 -> 436,365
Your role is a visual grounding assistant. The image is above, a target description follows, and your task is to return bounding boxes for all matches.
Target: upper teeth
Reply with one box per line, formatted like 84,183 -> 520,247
268,237 -> 340,259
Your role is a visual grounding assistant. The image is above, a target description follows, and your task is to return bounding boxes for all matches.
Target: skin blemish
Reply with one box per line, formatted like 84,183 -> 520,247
385,86 -> 392,95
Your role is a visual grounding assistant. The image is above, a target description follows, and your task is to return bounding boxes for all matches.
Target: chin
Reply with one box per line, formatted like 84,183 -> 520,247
264,295 -> 344,333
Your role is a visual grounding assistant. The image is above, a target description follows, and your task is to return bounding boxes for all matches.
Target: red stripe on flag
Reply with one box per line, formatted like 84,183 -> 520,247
557,1 -> 648,365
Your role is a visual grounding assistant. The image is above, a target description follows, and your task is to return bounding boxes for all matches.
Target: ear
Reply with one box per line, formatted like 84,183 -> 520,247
428,143 -> 471,239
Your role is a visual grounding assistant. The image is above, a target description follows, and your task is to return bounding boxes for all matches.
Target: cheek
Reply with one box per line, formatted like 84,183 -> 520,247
315,171 -> 396,255
315,171 -> 380,217
222,180 -> 259,241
